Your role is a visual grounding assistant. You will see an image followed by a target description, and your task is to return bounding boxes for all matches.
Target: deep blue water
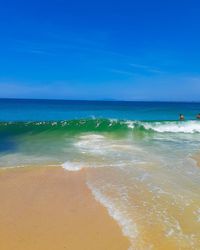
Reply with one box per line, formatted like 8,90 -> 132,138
0,98 -> 200,121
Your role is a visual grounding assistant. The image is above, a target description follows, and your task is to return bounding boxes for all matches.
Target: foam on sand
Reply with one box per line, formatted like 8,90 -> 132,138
61,161 -> 85,171
87,182 -> 137,250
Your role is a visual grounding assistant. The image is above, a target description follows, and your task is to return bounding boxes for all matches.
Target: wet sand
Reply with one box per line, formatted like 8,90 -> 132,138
0,166 -> 130,250
193,154 -> 200,167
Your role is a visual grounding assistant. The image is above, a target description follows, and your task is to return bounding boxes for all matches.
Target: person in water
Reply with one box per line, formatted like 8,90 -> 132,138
179,114 -> 185,121
196,113 -> 200,119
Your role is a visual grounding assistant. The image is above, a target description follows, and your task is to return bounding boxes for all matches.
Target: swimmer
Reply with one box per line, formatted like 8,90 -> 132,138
179,114 -> 185,121
196,113 -> 200,119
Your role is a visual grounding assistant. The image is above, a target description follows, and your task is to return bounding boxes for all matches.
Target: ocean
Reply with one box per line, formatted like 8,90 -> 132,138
0,98 -> 200,249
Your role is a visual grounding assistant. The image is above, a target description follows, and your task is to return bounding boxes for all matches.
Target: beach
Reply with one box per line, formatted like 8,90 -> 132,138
0,166 -> 130,250
0,100 -> 200,249
1,0 -> 200,246
1,163 -> 200,250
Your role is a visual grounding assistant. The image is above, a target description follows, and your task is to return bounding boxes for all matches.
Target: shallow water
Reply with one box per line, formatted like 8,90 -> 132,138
0,99 -> 200,249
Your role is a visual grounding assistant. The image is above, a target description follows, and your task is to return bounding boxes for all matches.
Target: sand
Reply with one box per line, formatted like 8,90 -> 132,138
0,166 -> 130,250
193,154 -> 200,167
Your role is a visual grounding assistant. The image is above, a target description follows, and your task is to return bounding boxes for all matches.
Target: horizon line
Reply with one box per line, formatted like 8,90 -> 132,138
0,97 -> 200,104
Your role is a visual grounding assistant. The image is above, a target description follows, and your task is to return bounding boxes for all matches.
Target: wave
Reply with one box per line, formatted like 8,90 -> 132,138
0,119 -> 200,135
140,120 -> 200,133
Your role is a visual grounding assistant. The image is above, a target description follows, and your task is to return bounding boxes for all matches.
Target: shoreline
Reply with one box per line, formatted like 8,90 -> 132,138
0,166 -> 130,250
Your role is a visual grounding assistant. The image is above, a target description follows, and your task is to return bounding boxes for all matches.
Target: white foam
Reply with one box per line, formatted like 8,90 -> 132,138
61,161 -> 84,171
87,182 -> 138,249
124,120 -> 135,129
79,134 -> 105,140
141,121 -> 200,133
74,134 -> 107,155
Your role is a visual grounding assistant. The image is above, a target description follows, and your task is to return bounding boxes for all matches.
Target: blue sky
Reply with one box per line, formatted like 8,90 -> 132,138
0,0 -> 200,101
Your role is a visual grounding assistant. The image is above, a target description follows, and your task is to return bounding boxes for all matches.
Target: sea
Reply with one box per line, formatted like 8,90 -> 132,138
0,98 -> 200,249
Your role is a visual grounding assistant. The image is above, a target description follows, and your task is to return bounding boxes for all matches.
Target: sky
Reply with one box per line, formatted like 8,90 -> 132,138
0,0 -> 200,101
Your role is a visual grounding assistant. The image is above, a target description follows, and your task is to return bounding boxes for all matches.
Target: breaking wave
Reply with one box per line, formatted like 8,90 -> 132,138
1,119 -> 200,135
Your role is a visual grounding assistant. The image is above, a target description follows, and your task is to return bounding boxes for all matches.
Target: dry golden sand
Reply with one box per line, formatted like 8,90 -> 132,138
0,166 -> 130,250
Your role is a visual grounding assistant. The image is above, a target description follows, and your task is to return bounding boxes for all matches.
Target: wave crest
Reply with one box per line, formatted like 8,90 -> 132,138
140,120 -> 200,133
1,119 -> 200,134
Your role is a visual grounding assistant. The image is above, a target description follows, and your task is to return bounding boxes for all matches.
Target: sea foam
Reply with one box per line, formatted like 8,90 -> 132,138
87,182 -> 138,250
61,161 -> 84,171
140,121 -> 200,133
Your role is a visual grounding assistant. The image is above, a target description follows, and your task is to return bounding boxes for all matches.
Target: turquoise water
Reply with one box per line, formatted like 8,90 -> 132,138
0,98 -> 200,121
0,99 -> 200,249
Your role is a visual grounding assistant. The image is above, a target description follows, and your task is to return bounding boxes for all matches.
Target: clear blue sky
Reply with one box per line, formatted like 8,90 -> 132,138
0,0 -> 200,101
